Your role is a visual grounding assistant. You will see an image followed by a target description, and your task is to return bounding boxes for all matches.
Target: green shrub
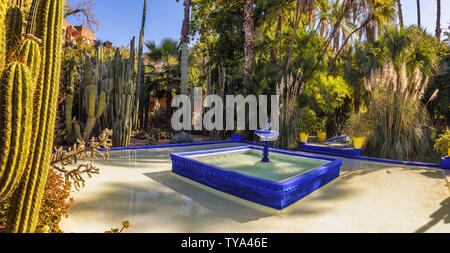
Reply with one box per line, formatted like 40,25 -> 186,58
345,112 -> 371,137
170,132 -> 194,144
296,107 -> 318,134
317,117 -> 327,132
364,62 -> 434,161
434,129 -> 450,156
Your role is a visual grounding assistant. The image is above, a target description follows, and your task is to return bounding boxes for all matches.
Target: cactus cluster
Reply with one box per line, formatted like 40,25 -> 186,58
0,0 -> 66,233
65,50 -> 107,143
108,38 -> 137,147
65,39 -> 138,147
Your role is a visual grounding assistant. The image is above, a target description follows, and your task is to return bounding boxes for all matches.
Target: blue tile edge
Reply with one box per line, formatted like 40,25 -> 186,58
171,146 -> 342,210
325,135 -> 349,142
96,140 -> 234,152
241,140 -> 441,168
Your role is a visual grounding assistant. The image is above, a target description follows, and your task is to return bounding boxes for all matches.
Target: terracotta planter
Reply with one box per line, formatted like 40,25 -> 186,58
353,137 -> 367,149
317,131 -> 326,142
299,133 -> 309,143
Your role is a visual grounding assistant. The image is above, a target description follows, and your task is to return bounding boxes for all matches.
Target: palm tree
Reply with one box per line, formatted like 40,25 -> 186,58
417,0 -> 421,28
145,38 -> 178,67
436,0 -> 441,40
243,0 -> 254,93
396,0 -> 403,28
349,0 -> 396,42
179,0 -> 191,95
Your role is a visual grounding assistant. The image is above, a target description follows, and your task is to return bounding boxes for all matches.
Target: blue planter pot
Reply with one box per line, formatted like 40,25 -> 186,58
231,134 -> 242,142
442,157 -> 450,170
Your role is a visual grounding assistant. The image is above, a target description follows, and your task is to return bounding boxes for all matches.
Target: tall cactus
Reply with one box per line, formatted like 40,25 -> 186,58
5,0 -> 65,233
136,0 -> 147,129
0,0 -> 7,70
0,63 -> 34,201
82,85 -> 106,140
65,49 -> 107,143
5,5 -> 23,56
110,38 -> 136,147
18,39 -> 41,83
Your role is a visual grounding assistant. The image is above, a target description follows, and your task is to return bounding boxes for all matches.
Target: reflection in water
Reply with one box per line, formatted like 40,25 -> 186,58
144,171 -> 276,223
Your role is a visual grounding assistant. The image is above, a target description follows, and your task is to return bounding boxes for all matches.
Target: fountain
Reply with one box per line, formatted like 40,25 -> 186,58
254,121 -> 279,163
170,122 -> 343,210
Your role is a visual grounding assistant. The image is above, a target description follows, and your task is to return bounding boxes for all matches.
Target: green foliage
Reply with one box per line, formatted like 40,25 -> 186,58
302,72 -> 351,115
424,54 -> 450,121
317,117 -> 327,132
434,129 -> 450,156
378,26 -> 444,77
295,107 -> 318,134
345,112 -> 371,137
145,38 -> 179,65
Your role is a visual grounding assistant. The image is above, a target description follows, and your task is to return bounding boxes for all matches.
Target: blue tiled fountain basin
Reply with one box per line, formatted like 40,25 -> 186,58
170,146 -> 342,210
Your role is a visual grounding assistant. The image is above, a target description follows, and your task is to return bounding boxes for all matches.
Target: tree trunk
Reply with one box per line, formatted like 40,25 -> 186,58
436,0 -> 441,41
285,0 -> 302,74
180,0 -> 191,95
137,0 -> 147,129
243,0 -> 254,94
417,0 -> 421,28
397,0 -> 403,28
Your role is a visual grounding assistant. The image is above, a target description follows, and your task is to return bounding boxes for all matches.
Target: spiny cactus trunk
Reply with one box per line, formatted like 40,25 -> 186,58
65,50 -> 107,143
108,38 -> 136,147
82,85 -> 106,141
0,63 -> 33,201
0,0 -> 7,70
6,0 -> 65,233
19,39 -> 41,83
5,6 -> 23,56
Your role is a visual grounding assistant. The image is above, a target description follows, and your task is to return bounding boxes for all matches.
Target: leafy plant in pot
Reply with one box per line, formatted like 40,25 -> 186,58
316,117 -> 327,142
345,112 -> 371,149
434,129 -> 450,157
295,107 -> 318,144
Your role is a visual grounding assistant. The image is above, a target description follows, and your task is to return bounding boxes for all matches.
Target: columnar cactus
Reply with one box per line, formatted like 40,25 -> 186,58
82,85 -> 106,140
0,0 -> 7,70
18,39 -> 41,83
0,63 -> 34,201
5,5 -> 23,55
109,38 -> 137,147
5,0 -> 66,233
65,52 -> 107,143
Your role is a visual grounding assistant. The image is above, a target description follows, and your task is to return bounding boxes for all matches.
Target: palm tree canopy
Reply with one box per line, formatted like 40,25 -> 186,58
145,38 -> 179,64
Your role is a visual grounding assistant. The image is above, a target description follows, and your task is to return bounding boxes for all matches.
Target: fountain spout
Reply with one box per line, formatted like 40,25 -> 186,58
254,121 -> 279,163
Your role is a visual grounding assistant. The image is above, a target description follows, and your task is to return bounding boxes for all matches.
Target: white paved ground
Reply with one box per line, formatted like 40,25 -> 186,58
60,143 -> 450,233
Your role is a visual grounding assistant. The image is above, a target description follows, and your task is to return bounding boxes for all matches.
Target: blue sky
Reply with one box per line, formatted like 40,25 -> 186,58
65,0 -> 450,50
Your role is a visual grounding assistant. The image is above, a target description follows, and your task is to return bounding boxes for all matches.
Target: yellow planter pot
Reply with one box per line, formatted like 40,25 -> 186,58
299,133 -> 309,143
353,137 -> 367,149
317,131 -> 326,142
448,147 -> 450,157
